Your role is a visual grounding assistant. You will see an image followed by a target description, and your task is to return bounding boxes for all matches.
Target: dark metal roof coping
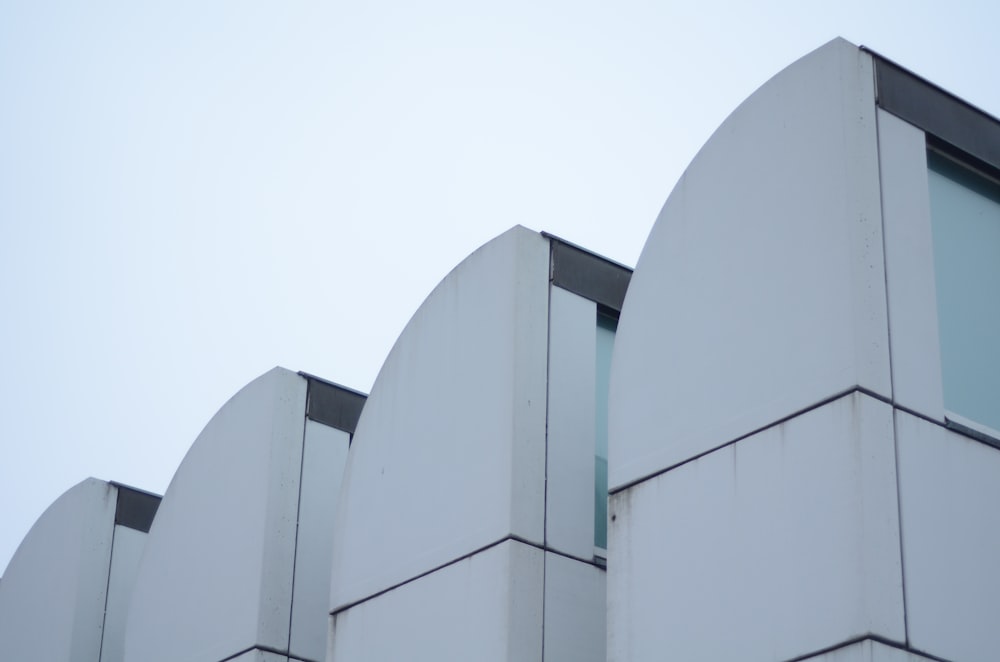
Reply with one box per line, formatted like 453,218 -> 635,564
864,46 -> 1000,176
543,232 -> 633,313
111,482 -> 161,533
299,372 -> 368,434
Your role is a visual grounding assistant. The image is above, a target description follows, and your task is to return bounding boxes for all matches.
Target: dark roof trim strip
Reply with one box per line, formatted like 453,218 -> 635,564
299,372 -> 368,434
543,232 -> 633,313
111,483 -> 161,533
868,49 -> 1000,174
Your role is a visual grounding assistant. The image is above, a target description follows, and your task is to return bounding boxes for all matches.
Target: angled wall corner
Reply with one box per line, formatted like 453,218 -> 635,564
609,37 -> 891,490
791,638 -> 941,661
329,225 -> 550,614
608,393 -> 905,661
330,540 -> 545,662
124,367 -> 309,662
0,478 -> 159,662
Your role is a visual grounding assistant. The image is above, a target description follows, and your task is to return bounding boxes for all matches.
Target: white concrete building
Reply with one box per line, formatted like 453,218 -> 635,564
327,227 -> 628,662
0,230 -> 628,662
608,38 -> 1000,662
3,38 -> 999,662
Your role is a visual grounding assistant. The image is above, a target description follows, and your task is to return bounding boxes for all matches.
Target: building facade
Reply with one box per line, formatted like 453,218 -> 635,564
2,39 -> 998,662
608,38 -> 1000,662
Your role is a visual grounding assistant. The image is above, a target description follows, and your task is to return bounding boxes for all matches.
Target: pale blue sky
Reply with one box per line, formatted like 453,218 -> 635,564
2,0 -> 999,571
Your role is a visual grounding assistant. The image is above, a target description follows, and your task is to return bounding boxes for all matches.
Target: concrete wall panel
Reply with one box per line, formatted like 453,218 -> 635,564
330,227 -> 549,611
0,478 -> 115,662
125,368 -> 307,662
896,411 -> 1000,662
796,639 -> 939,662
542,553 -> 605,662
608,393 -> 904,662
330,540 -> 543,662
289,421 -> 350,661
227,650 -> 293,662
101,525 -> 147,662
609,39 -> 890,490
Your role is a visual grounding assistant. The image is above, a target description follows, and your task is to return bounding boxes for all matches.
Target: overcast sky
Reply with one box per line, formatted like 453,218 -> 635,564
2,0 -> 998,572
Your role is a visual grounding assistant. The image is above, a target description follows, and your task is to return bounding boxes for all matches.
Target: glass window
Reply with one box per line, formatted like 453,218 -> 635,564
594,313 -> 617,550
927,150 -> 1000,434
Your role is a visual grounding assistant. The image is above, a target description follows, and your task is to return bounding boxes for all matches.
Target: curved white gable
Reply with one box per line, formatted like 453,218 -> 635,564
329,226 -> 549,611
609,38 -> 891,490
0,478 -> 116,661
124,367 -> 307,662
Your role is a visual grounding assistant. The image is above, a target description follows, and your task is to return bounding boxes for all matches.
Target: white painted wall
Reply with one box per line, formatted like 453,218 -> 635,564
876,109 -> 946,422
329,226 -> 549,611
607,37 -> 1000,662
289,420 -> 350,661
543,552 -> 606,662
895,411 -> 1000,662
546,286 -> 598,560
329,540 -> 544,662
124,367 -> 307,662
101,525 -> 148,662
226,649 -> 314,662
608,393 -> 904,662
542,287 -> 609,662
227,650 -> 302,662
328,228 -> 610,662
796,639 -> 938,662
0,478 -> 116,662
609,38 -> 890,490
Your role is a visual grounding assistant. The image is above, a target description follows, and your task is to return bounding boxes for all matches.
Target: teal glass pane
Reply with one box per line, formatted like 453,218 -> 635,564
595,313 -> 617,549
927,151 -> 1000,433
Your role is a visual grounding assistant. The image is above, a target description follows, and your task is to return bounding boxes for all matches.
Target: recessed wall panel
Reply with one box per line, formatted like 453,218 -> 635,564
876,109 -> 945,421
289,421 -> 350,661
545,286 -> 598,560
100,525 -> 148,662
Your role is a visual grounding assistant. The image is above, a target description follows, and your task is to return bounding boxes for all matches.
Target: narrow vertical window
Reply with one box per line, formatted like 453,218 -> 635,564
594,312 -> 617,550
927,150 -> 1000,434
